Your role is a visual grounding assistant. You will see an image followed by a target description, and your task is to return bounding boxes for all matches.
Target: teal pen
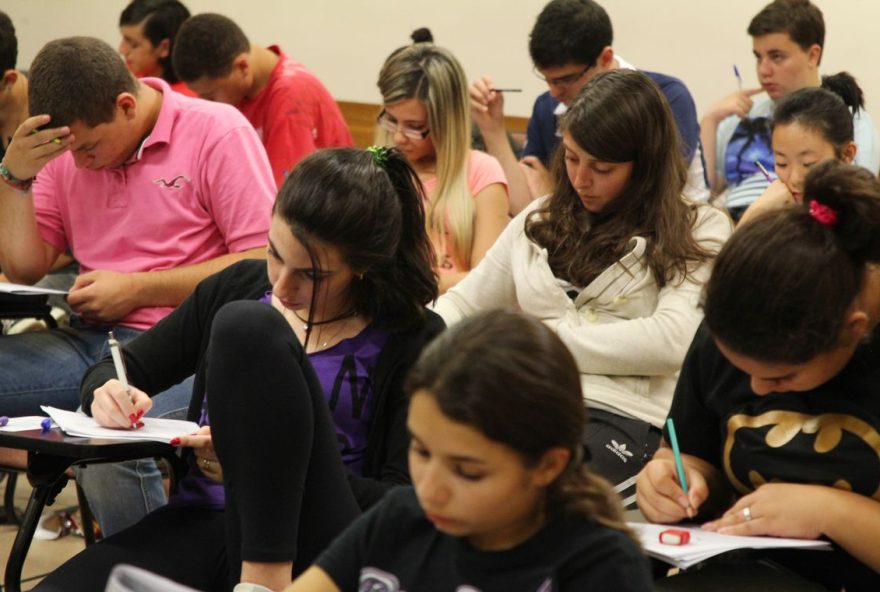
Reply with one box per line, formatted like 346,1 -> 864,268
666,417 -> 693,510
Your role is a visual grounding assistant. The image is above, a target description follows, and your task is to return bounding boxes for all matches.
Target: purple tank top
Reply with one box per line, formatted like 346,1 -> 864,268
169,293 -> 387,509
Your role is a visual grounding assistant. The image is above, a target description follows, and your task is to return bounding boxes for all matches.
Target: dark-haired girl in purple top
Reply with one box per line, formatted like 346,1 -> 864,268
37,147 -> 444,592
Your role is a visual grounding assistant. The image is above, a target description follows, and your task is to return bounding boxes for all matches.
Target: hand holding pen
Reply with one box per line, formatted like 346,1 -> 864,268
635,419 -> 711,523
91,332 -> 152,430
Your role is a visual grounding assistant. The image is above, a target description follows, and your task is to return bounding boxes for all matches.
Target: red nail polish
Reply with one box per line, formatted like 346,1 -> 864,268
169,437 -> 180,445
129,413 -> 137,422
136,410 -> 144,419
136,421 -> 145,428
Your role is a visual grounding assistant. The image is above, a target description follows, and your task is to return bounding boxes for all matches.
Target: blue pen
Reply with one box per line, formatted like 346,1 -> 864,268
40,417 -> 52,432
733,64 -> 742,91
0,416 -> 8,427
666,417 -> 693,511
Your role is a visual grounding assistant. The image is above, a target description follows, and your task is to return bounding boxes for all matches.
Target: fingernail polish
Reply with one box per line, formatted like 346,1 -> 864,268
129,414 -> 138,422
136,410 -> 144,419
136,421 -> 144,428
169,437 -> 180,445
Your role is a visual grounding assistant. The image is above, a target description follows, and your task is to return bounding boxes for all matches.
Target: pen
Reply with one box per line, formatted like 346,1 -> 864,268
0,416 -> 8,427
108,331 -> 138,429
733,64 -> 742,91
40,417 -> 52,432
666,417 -> 693,511
490,88 -> 522,93
755,160 -> 774,183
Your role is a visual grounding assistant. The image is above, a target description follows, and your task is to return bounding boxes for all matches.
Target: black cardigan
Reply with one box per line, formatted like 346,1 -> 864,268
81,258 -> 445,510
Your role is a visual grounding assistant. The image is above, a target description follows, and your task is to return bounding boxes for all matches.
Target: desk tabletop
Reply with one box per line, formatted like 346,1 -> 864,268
0,428 -> 173,461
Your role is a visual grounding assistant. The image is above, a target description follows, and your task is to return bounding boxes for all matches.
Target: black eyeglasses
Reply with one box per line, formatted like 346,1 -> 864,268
376,110 -> 430,141
533,64 -> 592,88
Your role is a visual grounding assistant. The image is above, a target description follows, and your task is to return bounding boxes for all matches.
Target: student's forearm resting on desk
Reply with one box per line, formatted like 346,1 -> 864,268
112,247 -> 267,307
65,247 -> 267,323
703,483 -> 880,573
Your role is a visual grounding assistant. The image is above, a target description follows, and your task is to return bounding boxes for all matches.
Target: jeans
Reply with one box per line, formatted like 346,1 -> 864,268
75,376 -> 193,537
0,316 -> 142,416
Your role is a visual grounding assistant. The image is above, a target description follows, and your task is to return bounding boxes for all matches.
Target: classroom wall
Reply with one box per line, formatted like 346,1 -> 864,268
5,0 -> 878,118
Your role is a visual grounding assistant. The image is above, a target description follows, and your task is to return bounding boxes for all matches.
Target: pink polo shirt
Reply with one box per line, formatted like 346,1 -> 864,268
238,46 -> 353,185
33,78 -> 276,330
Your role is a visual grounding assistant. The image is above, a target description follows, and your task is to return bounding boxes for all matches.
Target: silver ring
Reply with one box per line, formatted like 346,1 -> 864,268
742,506 -> 752,521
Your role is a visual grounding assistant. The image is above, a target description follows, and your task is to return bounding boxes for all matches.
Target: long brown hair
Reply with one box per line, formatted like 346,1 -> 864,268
525,69 -> 712,288
405,309 -> 636,542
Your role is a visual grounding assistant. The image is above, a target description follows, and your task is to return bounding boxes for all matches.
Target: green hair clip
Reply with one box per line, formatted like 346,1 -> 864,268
366,145 -> 390,167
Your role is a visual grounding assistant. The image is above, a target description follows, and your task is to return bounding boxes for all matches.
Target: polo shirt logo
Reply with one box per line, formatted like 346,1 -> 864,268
153,175 -> 191,189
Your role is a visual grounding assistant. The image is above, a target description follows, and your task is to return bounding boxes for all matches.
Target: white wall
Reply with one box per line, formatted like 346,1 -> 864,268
5,0 -> 879,118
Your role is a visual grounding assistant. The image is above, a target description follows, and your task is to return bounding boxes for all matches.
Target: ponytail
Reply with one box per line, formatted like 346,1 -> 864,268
705,160 -> 880,363
821,71 -> 864,114
366,148 -> 439,328
772,72 -> 864,158
274,147 -> 437,333
550,451 -> 640,547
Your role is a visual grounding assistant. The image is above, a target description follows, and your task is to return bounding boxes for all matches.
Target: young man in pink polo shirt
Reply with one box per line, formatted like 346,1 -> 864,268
0,36 -> 274,416
172,13 -> 353,185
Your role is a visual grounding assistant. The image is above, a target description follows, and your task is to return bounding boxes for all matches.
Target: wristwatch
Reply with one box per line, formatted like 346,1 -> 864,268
0,159 -> 34,192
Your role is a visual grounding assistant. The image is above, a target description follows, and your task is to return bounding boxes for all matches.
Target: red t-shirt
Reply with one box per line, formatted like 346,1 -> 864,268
237,46 -> 353,185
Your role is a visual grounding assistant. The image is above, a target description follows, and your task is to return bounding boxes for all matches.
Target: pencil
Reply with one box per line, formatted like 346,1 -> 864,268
666,417 -> 692,509
489,88 -> 522,93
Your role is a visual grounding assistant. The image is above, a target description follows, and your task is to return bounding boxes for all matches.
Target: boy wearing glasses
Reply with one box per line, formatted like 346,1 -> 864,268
471,0 -> 704,214
172,13 -> 352,185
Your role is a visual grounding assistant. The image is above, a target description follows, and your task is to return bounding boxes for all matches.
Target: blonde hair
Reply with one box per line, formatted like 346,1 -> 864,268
377,43 -> 475,269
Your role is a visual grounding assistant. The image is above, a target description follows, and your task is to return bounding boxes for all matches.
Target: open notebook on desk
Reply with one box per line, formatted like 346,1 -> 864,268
629,522 -> 832,569
41,406 -> 199,444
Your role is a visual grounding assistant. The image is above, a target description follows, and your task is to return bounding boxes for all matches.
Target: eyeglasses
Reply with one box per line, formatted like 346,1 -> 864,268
377,110 -> 430,141
533,65 -> 592,88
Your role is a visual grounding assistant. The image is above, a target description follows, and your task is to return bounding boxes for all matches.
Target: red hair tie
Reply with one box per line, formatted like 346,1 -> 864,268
809,200 -> 839,227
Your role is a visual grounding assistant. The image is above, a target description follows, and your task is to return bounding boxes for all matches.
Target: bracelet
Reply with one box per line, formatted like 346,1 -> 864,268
0,159 -> 34,192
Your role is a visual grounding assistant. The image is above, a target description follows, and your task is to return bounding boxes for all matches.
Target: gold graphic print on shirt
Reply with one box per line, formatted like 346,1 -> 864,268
723,411 -> 880,499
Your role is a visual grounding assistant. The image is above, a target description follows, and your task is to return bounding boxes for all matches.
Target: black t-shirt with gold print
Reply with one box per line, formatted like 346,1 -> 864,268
668,323 -> 880,591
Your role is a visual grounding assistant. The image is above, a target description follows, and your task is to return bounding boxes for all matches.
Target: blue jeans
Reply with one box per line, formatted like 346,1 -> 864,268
0,316 -> 142,416
76,377 -> 193,537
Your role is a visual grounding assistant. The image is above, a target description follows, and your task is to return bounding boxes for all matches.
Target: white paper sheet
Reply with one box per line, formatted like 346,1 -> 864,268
0,416 -> 52,432
41,406 -> 198,444
629,522 -> 832,569
0,281 -> 68,295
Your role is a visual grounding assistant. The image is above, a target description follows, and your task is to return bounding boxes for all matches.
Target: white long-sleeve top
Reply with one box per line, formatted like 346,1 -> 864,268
434,198 -> 733,427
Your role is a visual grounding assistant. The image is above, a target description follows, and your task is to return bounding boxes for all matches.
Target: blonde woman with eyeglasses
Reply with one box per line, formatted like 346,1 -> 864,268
377,29 -> 510,293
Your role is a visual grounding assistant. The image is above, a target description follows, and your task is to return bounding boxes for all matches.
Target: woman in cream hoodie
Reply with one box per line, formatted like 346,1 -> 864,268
434,70 -> 732,500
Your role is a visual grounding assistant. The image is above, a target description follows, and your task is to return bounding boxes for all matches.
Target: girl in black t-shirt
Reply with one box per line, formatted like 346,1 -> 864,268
637,160 -> 880,591
287,309 -> 653,592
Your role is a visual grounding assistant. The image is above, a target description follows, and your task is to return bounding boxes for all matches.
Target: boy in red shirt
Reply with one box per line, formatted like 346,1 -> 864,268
173,13 -> 353,185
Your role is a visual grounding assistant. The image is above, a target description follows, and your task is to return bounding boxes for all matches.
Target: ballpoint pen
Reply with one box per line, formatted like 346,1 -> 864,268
108,331 -> 139,429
